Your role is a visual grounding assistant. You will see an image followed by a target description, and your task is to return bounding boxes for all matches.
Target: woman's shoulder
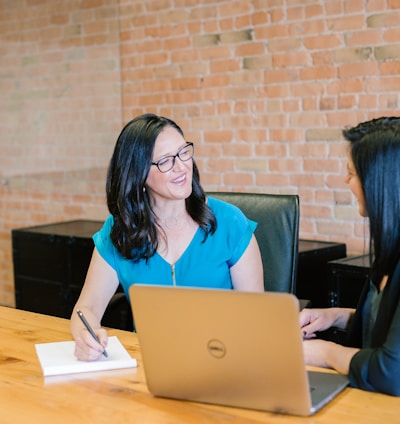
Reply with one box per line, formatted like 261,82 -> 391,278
207,196 -> 249,224
207,195 -> 242,213
93,215 -> 115,243
98,214 -> 114,232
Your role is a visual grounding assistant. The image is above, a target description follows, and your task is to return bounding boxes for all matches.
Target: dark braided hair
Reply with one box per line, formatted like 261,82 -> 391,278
343,117 -> 400,284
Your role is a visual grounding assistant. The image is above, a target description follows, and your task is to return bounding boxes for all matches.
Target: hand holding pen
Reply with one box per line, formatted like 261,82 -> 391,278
76,309 -> 108,358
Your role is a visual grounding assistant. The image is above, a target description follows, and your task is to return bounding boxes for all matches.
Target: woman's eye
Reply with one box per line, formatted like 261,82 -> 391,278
180,149 -> 190,158
158,157 -> 170,166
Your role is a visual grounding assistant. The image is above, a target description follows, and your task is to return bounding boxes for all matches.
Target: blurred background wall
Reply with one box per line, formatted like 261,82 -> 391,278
1,0 -> 399,305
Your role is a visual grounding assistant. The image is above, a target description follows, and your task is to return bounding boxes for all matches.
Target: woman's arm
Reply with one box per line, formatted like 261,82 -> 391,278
230,235 -> 264,292
349,295 -> 400,395
303,339 -> 360,374
299,306 -> 359,374
70,247 -> 120,361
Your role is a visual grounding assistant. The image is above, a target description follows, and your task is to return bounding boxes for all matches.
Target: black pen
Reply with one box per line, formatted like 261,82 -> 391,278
76,309 -> 108,358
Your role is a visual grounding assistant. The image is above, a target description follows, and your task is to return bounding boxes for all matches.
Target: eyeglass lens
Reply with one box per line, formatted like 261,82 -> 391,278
155,143 -> 194,172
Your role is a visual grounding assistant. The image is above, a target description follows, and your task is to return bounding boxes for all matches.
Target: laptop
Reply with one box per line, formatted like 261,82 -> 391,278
129,285 -> 348,416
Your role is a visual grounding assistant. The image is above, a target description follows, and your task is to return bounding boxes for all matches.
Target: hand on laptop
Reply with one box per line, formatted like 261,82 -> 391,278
299,308 -> 343,339
300,308 -> 359,375
299,307 -> 355,339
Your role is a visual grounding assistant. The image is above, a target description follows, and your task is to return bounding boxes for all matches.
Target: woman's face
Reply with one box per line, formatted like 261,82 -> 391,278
145,126 -> 193,205
344,154 -> 367,217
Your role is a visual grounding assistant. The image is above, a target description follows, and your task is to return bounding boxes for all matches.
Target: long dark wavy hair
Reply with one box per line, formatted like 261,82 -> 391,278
343,116 -> 400,285
106,113 -> 216,261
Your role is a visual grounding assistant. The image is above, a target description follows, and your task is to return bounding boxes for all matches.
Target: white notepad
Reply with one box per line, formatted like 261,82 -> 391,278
35,336 -> 137,376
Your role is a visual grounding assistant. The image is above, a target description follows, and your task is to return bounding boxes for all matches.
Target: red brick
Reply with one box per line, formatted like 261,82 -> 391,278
367,12 -> 400,28
223,172 -> 254,186
2,0 -> 400,306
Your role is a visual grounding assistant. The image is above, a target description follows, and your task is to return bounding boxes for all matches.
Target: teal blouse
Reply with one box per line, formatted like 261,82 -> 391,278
93,197 -> 257,298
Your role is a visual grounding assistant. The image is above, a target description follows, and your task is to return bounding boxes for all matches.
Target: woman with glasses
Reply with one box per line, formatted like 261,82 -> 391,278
71,113 -> 264,361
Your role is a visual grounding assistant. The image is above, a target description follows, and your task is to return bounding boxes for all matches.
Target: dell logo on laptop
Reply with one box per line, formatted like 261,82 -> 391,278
207,339 -> 226,358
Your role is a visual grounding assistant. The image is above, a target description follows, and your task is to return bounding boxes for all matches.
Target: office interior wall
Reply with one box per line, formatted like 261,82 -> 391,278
1,0 -> 399,306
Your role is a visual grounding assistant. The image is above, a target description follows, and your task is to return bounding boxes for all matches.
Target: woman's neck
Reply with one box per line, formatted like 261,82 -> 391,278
153,202 -> 190,231
379,275 -> 388,292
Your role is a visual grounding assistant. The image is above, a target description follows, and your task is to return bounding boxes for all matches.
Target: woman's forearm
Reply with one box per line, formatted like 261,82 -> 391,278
326,341 -> 360,374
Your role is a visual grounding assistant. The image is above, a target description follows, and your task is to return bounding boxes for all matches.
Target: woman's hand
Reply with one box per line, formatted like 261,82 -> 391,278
73,327 -> 108,361
299,308 -> 341,339
300,307 -> 355,339
302,338 -> 333,368
302,338 -> 359,374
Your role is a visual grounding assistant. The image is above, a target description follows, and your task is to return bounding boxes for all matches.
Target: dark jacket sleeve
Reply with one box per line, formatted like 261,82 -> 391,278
348,261 -> 400,395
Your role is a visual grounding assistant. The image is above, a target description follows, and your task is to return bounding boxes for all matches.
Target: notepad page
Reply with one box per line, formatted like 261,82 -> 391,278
35,336 -> 137,377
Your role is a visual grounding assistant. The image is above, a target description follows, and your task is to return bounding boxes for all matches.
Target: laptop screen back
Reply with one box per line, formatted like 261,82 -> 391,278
129,285 -> 347,416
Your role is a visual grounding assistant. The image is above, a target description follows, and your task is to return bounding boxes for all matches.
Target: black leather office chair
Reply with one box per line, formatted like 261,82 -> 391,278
207,192 -> 300,293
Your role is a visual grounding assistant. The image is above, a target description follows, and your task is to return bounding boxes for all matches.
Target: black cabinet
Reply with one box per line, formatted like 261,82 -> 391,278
316,254 -> 370,344
327,254 -> 370,308
12,220 -> 101,318
296,239 -> 347,307
12,220 -> 133,331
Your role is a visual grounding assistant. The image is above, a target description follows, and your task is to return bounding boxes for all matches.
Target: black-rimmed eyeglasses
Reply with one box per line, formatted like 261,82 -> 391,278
151,142 -> 194,173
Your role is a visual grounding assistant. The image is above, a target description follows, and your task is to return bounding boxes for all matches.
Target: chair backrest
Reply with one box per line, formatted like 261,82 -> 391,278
207,192 -> 299,293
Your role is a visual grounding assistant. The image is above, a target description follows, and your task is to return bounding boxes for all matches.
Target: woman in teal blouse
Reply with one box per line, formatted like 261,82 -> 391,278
71,114 -> 264,361
94,196 -> 257,294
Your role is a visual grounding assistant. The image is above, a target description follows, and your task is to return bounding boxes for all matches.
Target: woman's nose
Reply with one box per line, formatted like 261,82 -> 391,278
172,156 -> 186,171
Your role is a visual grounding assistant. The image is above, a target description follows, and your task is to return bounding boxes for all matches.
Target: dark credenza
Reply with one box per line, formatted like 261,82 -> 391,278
317,254 -> 370,344
12,220 -> 133,331
327,254 -> 370,308
296,239 -> 347,307
12,220 -> 350,330
12,220 -> 101,318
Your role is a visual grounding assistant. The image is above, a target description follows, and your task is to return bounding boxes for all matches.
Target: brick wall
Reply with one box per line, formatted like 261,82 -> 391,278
1,0 -> 400,306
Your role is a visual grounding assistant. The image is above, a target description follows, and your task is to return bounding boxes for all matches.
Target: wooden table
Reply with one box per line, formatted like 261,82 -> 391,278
1,306 -> 399,423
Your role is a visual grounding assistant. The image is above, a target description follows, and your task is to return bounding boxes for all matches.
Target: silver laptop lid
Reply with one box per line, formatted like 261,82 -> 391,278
129,285 -> 347,416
